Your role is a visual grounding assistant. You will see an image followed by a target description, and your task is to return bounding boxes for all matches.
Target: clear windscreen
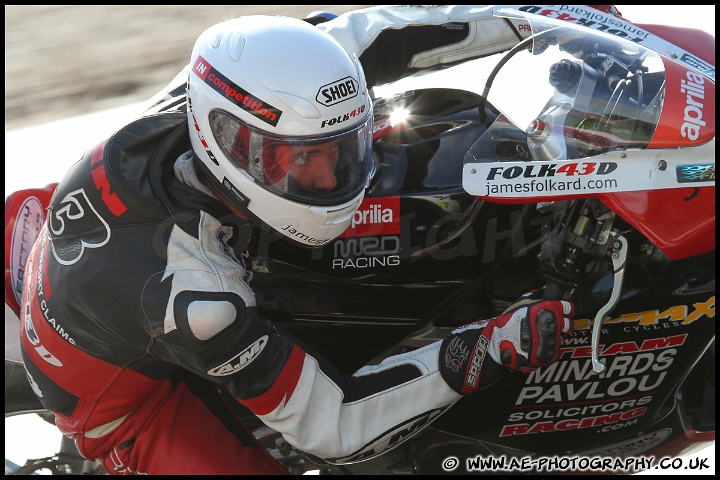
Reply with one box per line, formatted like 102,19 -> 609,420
464,12 -> 666,166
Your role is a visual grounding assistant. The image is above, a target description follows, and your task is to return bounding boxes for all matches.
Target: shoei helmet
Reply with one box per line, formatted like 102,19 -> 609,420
187,15 -> 374,246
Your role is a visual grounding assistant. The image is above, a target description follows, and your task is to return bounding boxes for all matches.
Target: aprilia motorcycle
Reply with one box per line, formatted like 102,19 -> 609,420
5,6 -> 714,475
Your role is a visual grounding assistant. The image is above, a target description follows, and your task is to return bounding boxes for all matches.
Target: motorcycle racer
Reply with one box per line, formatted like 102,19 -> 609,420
18,7 -> 574,474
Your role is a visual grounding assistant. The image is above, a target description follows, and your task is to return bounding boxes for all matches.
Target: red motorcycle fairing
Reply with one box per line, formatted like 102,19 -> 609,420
595,185 -> 714,261
597,56 -> 715,260
460,15 -> 715,261
4,183 -> 57,318
648,58 -> 715,148
636,23 -> 716,67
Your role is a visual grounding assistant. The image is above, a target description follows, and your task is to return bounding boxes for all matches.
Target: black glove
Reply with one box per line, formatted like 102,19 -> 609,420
439,300 -> 574,395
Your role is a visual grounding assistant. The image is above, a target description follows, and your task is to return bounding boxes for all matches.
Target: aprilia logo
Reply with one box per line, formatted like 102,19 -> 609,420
340,196 -> 400,238
679,70 -> 707,141
351,203 -> 392,228
11,196 -> 44,305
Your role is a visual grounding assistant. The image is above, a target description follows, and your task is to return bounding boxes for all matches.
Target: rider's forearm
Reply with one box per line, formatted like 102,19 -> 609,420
239,341 -> 461,463
318,5 -> 522,87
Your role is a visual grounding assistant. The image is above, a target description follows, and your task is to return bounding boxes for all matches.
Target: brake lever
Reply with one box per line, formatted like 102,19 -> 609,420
591,233 -> 628,373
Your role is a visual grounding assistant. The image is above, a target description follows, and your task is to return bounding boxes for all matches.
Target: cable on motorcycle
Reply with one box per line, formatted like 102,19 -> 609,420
477,35 -> 534,125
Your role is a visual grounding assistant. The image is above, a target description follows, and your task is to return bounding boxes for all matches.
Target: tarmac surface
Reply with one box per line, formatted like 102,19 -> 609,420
5,6 -> 372,131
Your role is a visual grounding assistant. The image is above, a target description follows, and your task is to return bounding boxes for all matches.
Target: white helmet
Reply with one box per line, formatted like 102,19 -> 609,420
187,15 -> 374,246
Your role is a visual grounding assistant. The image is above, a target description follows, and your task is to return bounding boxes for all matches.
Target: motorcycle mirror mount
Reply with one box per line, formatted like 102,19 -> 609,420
590,233 -> 628,373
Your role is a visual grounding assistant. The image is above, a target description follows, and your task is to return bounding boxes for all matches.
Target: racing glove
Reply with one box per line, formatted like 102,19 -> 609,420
439,300 -> 574,395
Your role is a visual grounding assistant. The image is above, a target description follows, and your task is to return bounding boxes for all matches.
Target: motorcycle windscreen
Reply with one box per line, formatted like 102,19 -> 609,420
462,11 -> 715,259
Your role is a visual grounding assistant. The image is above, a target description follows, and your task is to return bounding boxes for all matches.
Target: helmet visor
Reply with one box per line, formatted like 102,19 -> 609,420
209,110 -> 374,206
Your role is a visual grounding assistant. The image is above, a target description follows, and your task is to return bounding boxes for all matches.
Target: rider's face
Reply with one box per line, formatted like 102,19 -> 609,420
286,140 -> 340,191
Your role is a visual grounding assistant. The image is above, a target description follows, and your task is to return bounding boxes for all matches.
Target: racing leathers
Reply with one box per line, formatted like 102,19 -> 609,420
21,103 -> 464,473
19,5 -> 578,475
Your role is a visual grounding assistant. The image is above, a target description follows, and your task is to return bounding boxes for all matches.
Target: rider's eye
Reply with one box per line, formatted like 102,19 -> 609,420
293,151 -> 308,165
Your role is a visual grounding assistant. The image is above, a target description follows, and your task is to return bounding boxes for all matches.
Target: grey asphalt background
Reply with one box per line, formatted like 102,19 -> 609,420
5,5 -> 372,131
